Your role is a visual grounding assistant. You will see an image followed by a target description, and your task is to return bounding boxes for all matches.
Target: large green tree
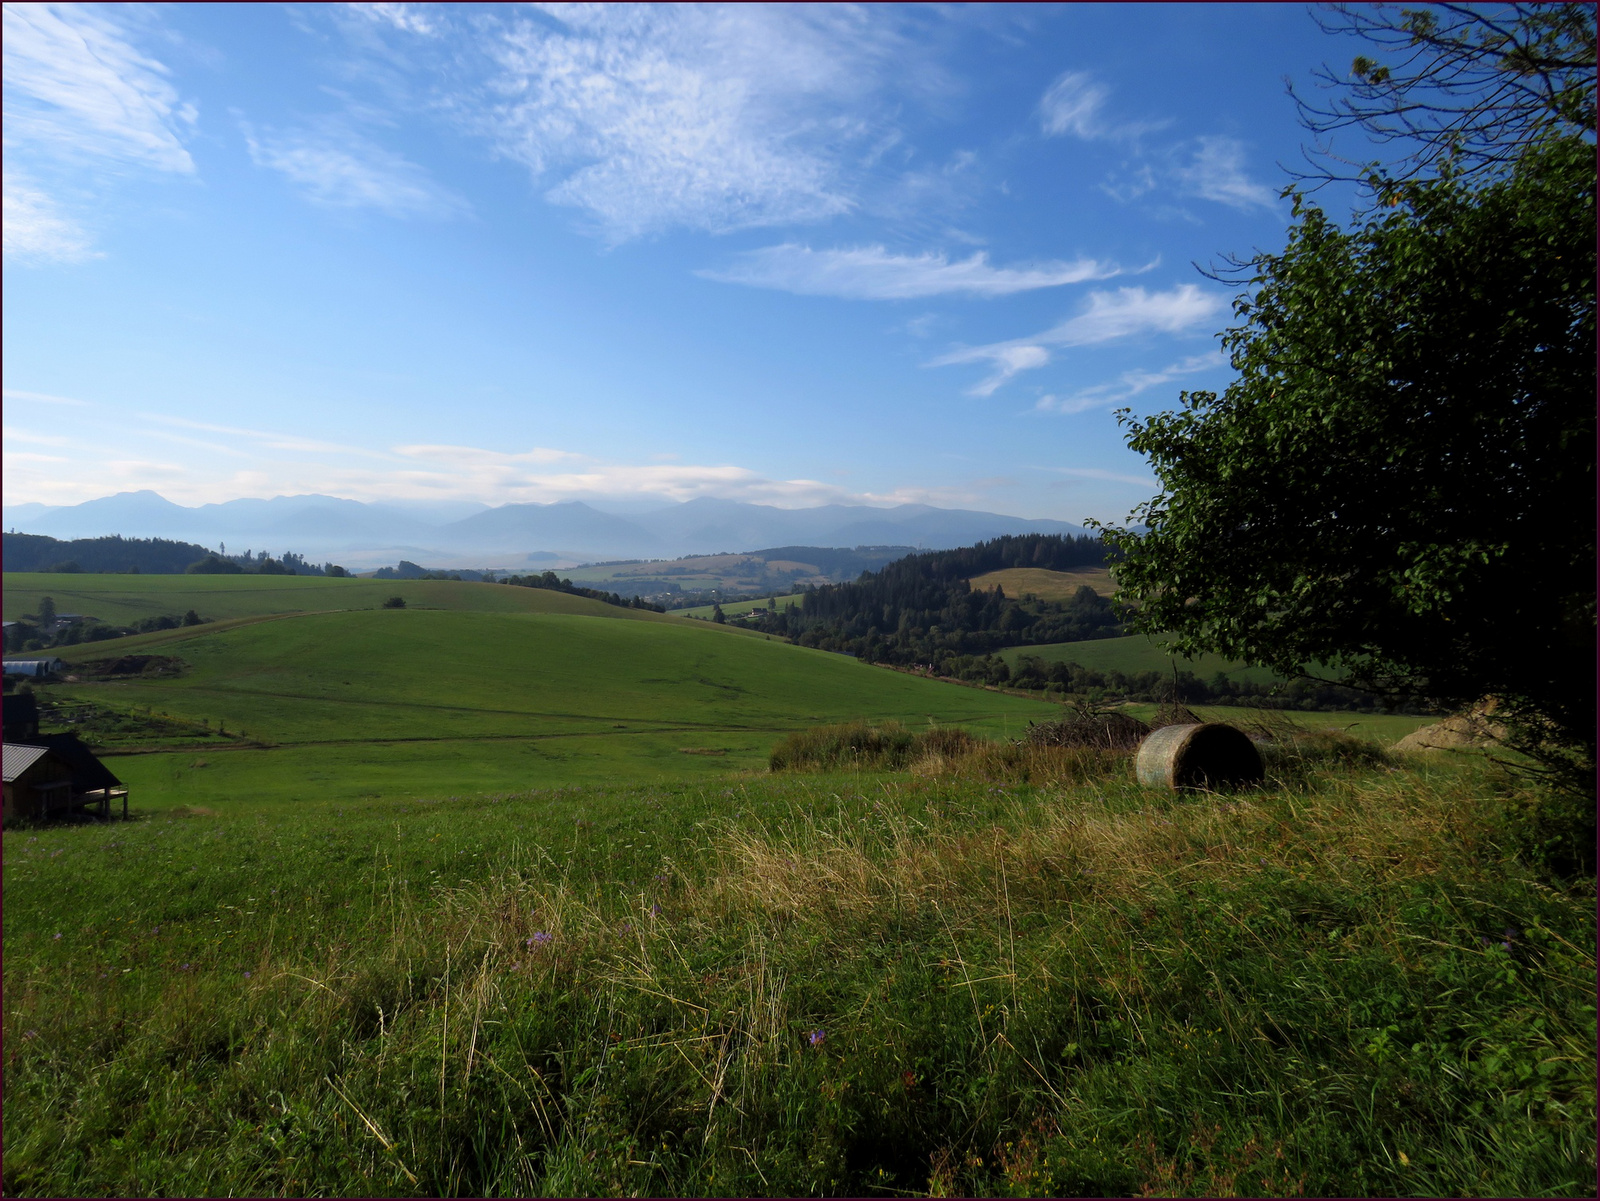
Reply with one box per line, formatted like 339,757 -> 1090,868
1098,130 -> 1595,775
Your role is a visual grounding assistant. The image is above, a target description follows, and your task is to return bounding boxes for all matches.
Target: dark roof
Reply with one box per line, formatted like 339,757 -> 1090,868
4,692 -> 39,727
36,733 -> 122,792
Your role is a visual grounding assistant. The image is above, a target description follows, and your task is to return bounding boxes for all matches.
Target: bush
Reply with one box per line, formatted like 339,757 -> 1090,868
382,596 -> 407,610
769,720 -> 918,771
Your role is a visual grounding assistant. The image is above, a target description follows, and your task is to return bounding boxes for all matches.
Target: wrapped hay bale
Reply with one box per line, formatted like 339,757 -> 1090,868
1136,722 -> 1264,791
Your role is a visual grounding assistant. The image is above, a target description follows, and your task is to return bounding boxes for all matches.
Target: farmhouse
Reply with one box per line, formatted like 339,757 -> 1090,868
1,733 -> 127,823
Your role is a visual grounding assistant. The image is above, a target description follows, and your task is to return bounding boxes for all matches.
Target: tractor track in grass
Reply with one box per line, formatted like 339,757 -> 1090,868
88,712 -> 1031,755
80,681 -> 763,726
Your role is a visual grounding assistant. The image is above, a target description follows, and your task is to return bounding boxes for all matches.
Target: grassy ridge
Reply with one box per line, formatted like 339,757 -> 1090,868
36,604 -> 1062,806
4,751 -> 1593,1197
3,572 -> 659,627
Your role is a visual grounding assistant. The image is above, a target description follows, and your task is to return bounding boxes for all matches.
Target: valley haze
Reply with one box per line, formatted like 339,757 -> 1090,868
2,490 -> 1088,569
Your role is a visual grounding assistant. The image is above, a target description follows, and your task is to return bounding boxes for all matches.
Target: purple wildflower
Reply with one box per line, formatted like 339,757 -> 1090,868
651,903 -> 662,917
243,971 -> 252,979
528,931 -> 552,946
808,1029 -> 826,1048
53,933 -> 61,940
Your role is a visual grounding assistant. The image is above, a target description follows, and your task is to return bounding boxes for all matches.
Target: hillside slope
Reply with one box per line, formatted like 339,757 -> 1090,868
36,602 -> 1060,806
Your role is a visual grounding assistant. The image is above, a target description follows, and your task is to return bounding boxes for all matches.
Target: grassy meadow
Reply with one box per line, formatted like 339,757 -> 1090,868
4,744 -> 1593,1197
999,633 -> 1288,688
969,566 -> 1118,601
675,593 -> 805,620
13,573 -> 1061,809
4,572 -> 1593,1197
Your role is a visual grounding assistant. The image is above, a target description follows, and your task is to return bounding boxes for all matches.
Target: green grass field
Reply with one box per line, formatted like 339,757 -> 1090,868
3,571 -> 667,627
10,574 -> 1061,812
674,593 -> 804,619
999,633 -> 1287,686
4,572 -> 1592,1198
4,750 -> 1592,1197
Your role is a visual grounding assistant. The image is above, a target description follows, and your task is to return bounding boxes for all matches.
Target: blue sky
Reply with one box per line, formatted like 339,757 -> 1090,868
4,2 -> 1376,523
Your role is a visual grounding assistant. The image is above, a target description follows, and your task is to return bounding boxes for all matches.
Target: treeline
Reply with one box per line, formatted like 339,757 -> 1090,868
185,550 -> 346,576
746,534 -> 1121,663
5,533 -> 214,574
886,650 -> 1428,714
5,595 -> 209,655
3,533 -> 348,576
500,570 -> 665,612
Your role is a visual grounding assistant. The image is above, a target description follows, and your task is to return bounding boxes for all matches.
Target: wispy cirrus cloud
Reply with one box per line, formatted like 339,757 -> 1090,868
1035,351 -> 1225,414
932,286 -> 1225,396
245,123 -> 469,219
698,243 -> 1122,300
2,388 -> 91,406
2,3 -> 196,172
1038,71 -> 1166,142
1036,465 -> 1158,489
346,2 -> 439,36
143,414 -> 392,459
3,3 -> 198,263
1037,72 -> 1276,214
1172,136 -> 1279,212
2,175 -> 98,262
472,4 -> 920,241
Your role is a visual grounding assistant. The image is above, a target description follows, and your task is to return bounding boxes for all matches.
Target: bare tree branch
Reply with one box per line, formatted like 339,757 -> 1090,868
1285,2 -> 1596,196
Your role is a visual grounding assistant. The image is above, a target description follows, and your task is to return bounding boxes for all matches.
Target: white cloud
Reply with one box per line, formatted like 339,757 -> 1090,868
698,243 -> 1121,300
346,3 -> 438,36
2,175 -> 98,262
1035,351 -> 1224,414
966,345 -> 1052,398
474,4 -> 916,240
2,426 -> 70,446
390,444 -> 583,467
143,414 -> 392,459
246,125 -> 469,219
1,387 -> 91,406
932,285 -> 1226,395
1172,136 -> 1278,211
1038,465 -> 1157,489
2,3 -> 196,173
1038,71 -> 1165,142
1038,72 -> 1109,139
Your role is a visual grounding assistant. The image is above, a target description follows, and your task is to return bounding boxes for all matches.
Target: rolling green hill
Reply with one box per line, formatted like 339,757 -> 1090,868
2,571 -> 663,627
14,576 -> 1061,810
997,633 -> 1285,685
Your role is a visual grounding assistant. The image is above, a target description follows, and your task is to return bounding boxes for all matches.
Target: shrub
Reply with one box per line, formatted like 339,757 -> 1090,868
769,720 -> 918,771
382,596 -> 407,610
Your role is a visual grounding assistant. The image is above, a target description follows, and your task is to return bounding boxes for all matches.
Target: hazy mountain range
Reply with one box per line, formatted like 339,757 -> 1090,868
2,491 -> 1089,569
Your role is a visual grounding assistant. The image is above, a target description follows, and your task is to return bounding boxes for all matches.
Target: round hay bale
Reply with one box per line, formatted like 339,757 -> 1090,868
1136,722 -> 1264,791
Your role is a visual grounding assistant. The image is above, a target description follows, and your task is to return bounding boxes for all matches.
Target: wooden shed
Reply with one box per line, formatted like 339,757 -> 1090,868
2,735 -> 127,823
3,744 -> 75,822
